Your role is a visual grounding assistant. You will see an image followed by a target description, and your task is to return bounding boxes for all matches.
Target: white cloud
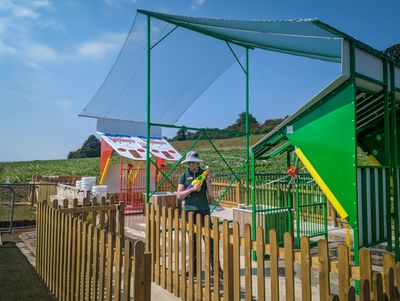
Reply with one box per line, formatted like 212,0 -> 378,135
33,0 -> 52,9
0,41 -> 16,54
13,6 -> 39,18
55,100 -> 73,109
191,0 -> 205,10
104,0 -> 137,8
24,42 -> 61,63
77,32 -> 126,59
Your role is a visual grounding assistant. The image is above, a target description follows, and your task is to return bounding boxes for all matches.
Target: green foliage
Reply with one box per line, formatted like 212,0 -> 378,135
0,158 -> 100,183
170,112 -> 285,141
67,135 -> 100,159
384,43 -> 400,61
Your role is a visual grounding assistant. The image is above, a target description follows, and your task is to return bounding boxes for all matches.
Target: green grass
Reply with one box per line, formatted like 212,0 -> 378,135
0,205 -> 36,222
0,242 -> 57,301
0,135 -> 370,184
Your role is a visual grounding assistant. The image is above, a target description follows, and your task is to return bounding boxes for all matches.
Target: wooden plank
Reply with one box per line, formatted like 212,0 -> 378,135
57,210 -> 63,299
49,206 -> 55,292
155,205 -> 161,285
105,233 -> 114,301
61,213 -> 68,301
150,203 -> 155,281
396,262 -> 400,294
232,221 -> 241,301
67,215 -> 78,300
145,203 -> 151,252
196,213 -> 203,301
123,240 -> 131,301
383,252 -> 396,297
161,206 -> 167,289
284,232 -> 294,301
338,244 -> 350,301
144,252 -> 152,301
188,212 -> 195,301
212,217 -> 220,301
372,272 -> 384,301
35,201 -> 41,276
345,286 -> 356,301
359,248 -> 372,285
360,279 -> 370,301
256,227 -> 265,301
114,235 -> 122,301
168,207 -> 173,293
300,236 -> 311,301
244,224 -> 253,301
181,210 -> 187,300
133,241 -> 147,301
99,198 -> 106,229
204,215 -> 211,301
80,222 -> 88,301
318,239 -> 330,301
74,220 -> 82,301
118,201 -> 125,241
91,198 -> 98,229
174,208 -> 180,297
223,219 -> 233,301
388,268 -> 396,301
85,224 -> 93,301
98,230 -> 107,301
270,229 -> 279,301
91,227 -> 99,301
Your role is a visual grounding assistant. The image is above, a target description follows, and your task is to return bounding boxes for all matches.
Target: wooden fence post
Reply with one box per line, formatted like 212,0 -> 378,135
188,212 -> 194,301
300,236 -> 311,301
161,206 -> 167,289
180,211 -> 187,300
223,219 -> 233,301
123,240 -> 131,301
233,221 -> 241,301
318,239 -> 330,301
134,241 -> 147,301
256,227 -> 265,301
212,217 -> 220,301
338,243 -> 350,301
168,207 -> 173,293
270,229 -> 280,300
196,213 -> 203,301
284,232 -> 294,301
204,215 -> 211,301
173,208 -> 180,297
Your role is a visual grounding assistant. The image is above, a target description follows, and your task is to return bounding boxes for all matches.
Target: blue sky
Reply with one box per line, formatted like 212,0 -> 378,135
0,0 -> 399,162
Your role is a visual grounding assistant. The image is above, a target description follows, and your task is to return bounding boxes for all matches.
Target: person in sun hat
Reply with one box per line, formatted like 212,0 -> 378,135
176,151 -> 223,279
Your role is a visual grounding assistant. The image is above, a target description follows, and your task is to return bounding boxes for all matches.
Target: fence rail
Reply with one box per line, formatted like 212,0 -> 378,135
36,199 -> 152,301
146,203 -> 400,301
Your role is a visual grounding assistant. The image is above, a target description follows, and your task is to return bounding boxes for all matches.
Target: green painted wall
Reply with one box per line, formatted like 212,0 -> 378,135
286,83 -> 358,228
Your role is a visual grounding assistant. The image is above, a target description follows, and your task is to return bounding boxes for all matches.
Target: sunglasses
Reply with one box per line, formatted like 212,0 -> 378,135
188,162 -> 198,166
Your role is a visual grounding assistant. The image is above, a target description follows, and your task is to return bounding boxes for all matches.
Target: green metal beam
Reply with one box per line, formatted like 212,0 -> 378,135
150,25 -> 179,50
245,47 -> 250,206
150,122 -> 245,135
145,15 -> 151,204
263,141 -> 293,161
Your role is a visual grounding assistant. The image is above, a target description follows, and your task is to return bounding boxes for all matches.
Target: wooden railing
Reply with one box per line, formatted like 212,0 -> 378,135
36,199 -> 152,301
146,203 -> 400,301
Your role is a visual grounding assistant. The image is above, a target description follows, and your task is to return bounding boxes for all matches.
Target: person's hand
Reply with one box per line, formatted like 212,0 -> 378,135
191,184 -> 201,192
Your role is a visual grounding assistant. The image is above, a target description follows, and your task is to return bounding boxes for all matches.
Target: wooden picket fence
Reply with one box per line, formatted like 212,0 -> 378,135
146,203 -> 400,301
36,199 -> 152,301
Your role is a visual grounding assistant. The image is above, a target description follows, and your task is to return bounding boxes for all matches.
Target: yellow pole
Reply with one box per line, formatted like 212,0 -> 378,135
99,155 -> 112,185
295,148 -> 349,219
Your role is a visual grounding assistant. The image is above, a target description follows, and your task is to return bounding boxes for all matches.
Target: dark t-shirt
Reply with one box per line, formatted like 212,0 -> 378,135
178,167 -> 210,212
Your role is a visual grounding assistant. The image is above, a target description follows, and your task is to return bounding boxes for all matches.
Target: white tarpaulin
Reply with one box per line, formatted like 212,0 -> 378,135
102,135 -> 182,161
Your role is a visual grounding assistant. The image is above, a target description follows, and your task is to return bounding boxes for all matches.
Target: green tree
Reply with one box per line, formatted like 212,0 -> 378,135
384,44 -> 400,61
67,135 -> 100,159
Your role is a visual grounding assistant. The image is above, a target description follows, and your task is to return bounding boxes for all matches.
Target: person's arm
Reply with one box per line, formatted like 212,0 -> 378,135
177,183 -> 200,200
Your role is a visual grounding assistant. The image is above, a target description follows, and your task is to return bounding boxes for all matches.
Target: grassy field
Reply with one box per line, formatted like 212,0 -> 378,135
0,134 -> 370,184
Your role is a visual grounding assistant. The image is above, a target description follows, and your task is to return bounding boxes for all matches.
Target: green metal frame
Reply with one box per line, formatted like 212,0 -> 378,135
143,13 -> 252,209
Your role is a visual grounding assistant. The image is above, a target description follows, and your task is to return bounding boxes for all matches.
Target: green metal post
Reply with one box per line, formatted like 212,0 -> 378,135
245,47 -> 250,206
251,150 -> 256,260
145,15 -> 151,204
350,40 -> 360,293
383,59 -> 392,252
294,153 -> 300,247
390,62 -> 400,260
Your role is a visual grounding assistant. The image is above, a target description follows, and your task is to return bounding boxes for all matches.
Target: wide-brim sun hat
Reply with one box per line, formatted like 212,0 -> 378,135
181,151 -> 204,164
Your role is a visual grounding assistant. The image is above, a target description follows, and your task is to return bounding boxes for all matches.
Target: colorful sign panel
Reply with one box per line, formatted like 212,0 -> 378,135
102,135 -> 181,161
